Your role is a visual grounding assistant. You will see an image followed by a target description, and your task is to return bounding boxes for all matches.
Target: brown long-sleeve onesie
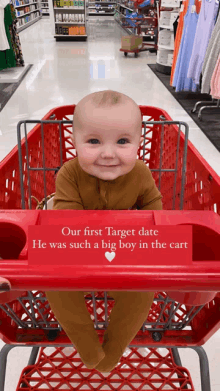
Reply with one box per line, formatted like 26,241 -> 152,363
45,157 -> 163,372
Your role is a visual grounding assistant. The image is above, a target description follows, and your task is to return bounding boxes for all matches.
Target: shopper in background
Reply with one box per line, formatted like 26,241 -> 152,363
45,90 -> 163,373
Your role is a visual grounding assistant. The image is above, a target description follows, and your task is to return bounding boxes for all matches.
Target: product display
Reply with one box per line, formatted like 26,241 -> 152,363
172,0 -> 200,92
156,0 -> 181,72
53,0 -> 87,39
13,0 -> 42,32
187,0 -> 219,85
201,10 -> 220,93
170,0 -> 189,85
210,52 -> 220,98
0,0 -> 25,71
171,0 -> 220,97
88,0 -> 115,16
41,0 -> 49,15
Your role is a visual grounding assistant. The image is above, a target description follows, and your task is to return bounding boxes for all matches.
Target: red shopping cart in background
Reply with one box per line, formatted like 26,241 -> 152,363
0,105 -> 220,391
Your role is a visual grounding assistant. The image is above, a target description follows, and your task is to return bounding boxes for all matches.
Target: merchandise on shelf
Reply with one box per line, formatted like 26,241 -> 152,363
158,29 -> 174,48
55,24 -> 85,34
53,0 -> 87,38
88,0 -> 115,15
156,0 -> 180,70
157,48 -> 173,65
13,0 -> 42,31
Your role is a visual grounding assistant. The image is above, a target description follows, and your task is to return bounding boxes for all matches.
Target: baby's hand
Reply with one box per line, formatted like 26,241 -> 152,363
0,277 -> 21,304
0,277 -> 10,292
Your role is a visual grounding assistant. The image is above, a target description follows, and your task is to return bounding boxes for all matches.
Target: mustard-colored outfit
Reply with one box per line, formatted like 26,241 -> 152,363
45,157 -> 163,372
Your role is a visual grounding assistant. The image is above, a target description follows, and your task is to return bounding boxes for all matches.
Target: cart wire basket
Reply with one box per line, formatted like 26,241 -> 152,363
0,104 -> 220,391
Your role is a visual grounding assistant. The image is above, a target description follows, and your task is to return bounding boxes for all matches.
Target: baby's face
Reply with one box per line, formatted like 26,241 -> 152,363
71,101 -> 142,181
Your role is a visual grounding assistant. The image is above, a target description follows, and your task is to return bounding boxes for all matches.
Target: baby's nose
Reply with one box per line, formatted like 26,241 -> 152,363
101,145 -> 115,157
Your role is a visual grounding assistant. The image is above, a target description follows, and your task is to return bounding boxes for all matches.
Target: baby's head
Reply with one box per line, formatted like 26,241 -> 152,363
71,90 -> 142,181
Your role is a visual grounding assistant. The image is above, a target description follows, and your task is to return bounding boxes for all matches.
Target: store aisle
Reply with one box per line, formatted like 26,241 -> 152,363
0,17 -> 219,175
0,16 -> 220,391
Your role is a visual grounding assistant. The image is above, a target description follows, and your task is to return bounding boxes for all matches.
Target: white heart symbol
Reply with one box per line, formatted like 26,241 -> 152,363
105,252 -> 115,262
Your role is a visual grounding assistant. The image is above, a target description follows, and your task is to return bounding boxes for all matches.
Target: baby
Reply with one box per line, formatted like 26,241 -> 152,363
45,90 -> 163,373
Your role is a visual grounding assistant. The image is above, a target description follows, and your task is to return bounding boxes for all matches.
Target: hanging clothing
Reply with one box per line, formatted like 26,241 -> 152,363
9,3 -> 24,66
201,8 -> 220,93
216,0 -> 220,18
172,0 -> 200,92
0,3 -> 16,71
0,0 -> 10,50
0,2 -> 24,71
170,0 -> 190,86
173,15 -> 179,40
187,0 -> 219,85
170,0 -> 201,86
210,52 -> 220,98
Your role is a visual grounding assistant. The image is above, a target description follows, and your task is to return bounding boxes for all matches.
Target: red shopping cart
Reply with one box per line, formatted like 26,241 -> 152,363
0,105 -> 220,391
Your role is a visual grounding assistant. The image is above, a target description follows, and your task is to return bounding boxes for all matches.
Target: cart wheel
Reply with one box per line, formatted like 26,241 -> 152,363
124,52 -> 127,56
135,52 -> 138,57
149,49 -> 157,53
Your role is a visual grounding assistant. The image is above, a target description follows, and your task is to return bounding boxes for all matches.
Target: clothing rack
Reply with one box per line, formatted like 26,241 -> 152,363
192,98 -> 220,121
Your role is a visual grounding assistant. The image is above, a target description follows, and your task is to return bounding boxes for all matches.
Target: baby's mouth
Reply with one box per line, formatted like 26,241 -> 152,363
97,164 -> 119,167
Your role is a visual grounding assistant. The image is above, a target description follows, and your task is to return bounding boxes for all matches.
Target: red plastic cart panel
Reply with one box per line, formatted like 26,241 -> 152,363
16,347 -> 195,391
0,210 -> 219,292
28,211 -> 192,266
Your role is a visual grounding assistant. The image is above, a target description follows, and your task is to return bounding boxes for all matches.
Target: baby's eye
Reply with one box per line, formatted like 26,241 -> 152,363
87,138 -> 130,144
88,139 -> 99,144
118,138 -> 130,144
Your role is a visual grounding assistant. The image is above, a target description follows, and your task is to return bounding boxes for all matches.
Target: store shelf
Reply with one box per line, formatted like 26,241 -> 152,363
54,7 -> 84,10
161,0 -> 180,6
116,8 -> 133,16
55,21 -> 85,23
54,34 -> 87,40
16,9 -> 41,17
157,5 -> 179,72
13,0 -> 44,30
41,0 -> 50,14
89,11 -> 114,13
52,0 -> 87,40
17,14 -> 42,32
89,0 -> 115,14
54,34 -> 87,36
117,2 -> 133,11
160,24 -> 173,29
114,16 -> 134,34
16,1 -> 38,7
